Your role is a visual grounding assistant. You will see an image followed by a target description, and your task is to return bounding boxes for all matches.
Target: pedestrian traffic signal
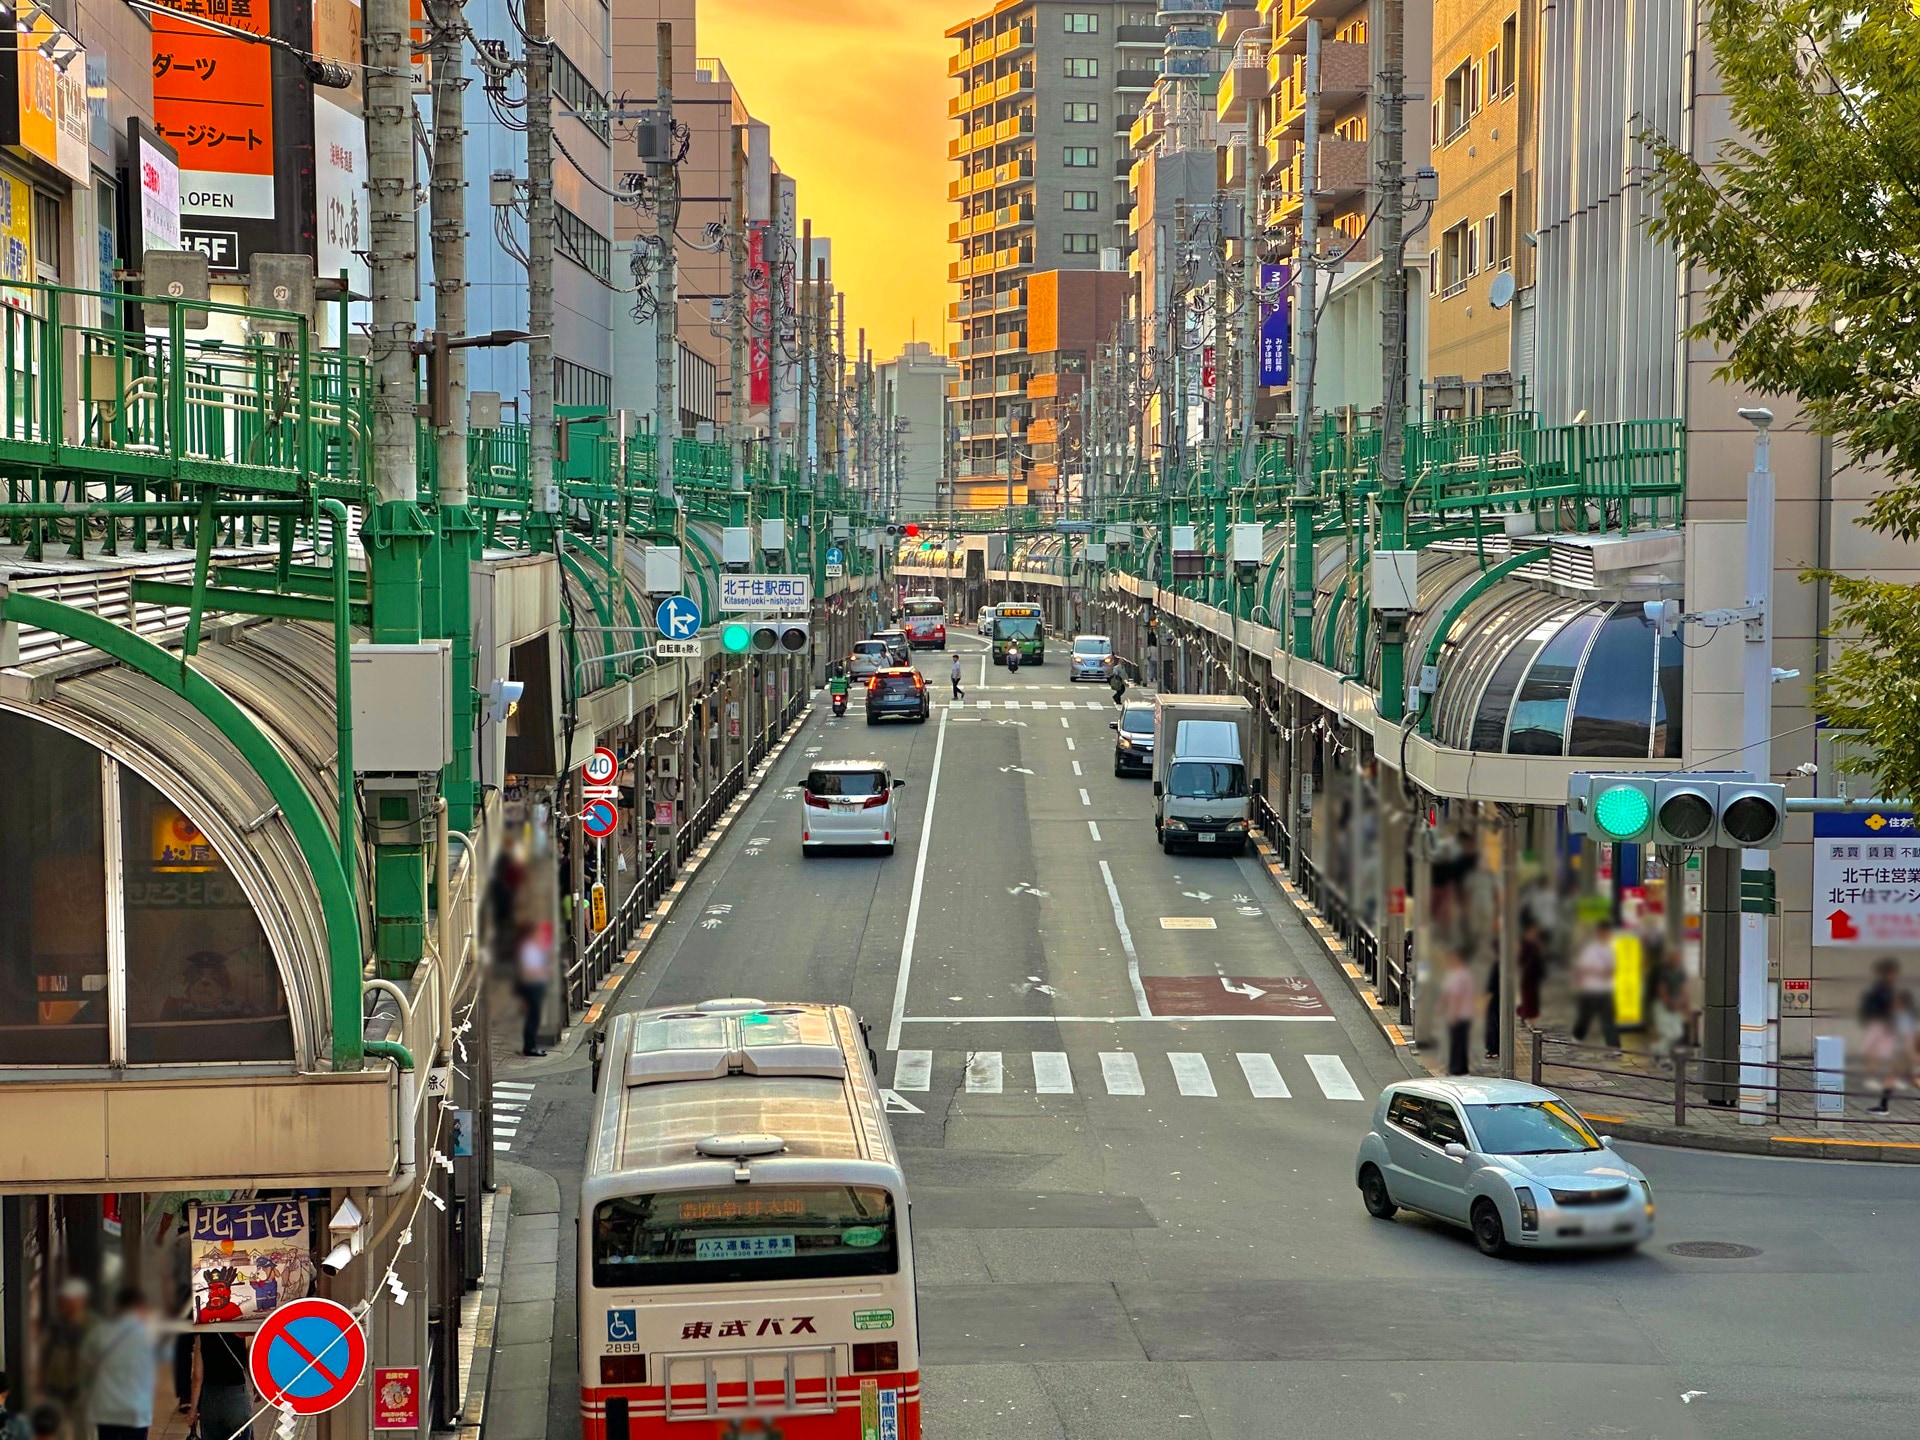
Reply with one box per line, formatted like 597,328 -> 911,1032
721,622 -> 753,654
749,621 -> 809,653
1716,780 -> 1786,850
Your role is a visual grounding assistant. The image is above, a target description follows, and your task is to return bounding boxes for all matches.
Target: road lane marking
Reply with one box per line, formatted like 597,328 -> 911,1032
493,1081 -> 535,1093
1061,716 -> 1070,729
1100,1051 -> 1146,1095
1306,1054 -> 1364,1100
901,1014 -> 1337,1023
965,1051 -> 1003,1093
1097,859 -> 1153,1017
1065,737 -> 1075,750
1237,1053 -> 1291,1097
1072,760 -> 1083,776
886,705 -> 950,1052
1169,1052 -> 1217,1096
974,699 -> 989,709
1033,1051 -> 1074,1094
894,1050 -> 932,1091
1160,916 -> 1217,929
1088,821 -> 1102,842
1004,700 -> 1020,709
1079,788 -> 1091,805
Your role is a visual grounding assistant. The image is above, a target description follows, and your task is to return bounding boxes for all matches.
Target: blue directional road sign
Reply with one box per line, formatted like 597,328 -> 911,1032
826,546 -> 844,565
655,594 -> 702,641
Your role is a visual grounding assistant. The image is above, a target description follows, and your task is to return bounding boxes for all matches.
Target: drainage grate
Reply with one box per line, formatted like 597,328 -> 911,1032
1666,1240 -> 1762,1259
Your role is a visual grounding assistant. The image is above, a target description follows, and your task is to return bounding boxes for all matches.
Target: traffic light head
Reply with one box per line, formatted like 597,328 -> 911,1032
1653,778 -> 1719,846
1588,775 -> 1657,844
749,621 -> 809,653
1717,780 -> 1785,849
721,622 -> 752,654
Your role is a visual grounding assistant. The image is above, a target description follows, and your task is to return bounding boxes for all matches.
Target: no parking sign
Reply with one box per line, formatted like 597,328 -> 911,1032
249,1297 -> 368,1416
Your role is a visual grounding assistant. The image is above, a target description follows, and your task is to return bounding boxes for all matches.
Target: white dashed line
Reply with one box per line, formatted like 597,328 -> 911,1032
1079,788 -> 1091,805
1088,821 -> 1102,842
1072,760 -> 1083,776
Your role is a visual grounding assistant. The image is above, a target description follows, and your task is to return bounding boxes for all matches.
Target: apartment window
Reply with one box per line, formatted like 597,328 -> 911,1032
1440,221 -> 1471,295
1064,12 -> 1098,32
1063,102 -> 1098,123
1467,220 -> 1481,277
1063,190 -> 1099,211
1064,57 -> 1099,78
1062,233 -> 1099,254
1428,248 -> 1439,296
1481,215 -> 1497,274
1495,189 -> 1515,269
1498,14 -> 1519,98
555,204 -> 611,282
555,358 -> 613,410
1443,60 -> 1478,139
1063,146 -> 1098,167
553,47 -> 610,142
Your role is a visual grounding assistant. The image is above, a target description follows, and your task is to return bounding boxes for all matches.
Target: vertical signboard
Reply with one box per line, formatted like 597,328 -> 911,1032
748,224 -> 771,407
0,5 -> 90,185
312,0 -> 368,296
129,121 -> 183,261
1259,263 -> 1291,388
0,174 -> 32,307
150,0 -> 276,270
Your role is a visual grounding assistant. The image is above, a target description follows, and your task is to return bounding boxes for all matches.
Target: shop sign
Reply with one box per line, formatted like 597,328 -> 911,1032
1,7 -> 92,183
188,1199 -> 315,1323
151,0 -> 277,222
132,123 -> 183,256
313,94 -> 368,295
372,1367 -> 421,1430
0,174 -> 31,300
1813,810 -> 1920,946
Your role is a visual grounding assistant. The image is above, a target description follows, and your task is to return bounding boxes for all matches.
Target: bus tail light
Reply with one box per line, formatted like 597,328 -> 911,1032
852,1342 -> 899,1373
600,1354 -> 647,1385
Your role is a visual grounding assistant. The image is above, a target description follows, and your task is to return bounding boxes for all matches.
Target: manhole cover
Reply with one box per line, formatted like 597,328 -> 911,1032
1666,1241 -> 1762,1259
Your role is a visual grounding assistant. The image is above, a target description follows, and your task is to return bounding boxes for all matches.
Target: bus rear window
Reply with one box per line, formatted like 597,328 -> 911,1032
592,1185 -> 898,1288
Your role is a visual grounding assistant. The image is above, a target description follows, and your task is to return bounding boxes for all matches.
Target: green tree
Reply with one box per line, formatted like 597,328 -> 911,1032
1645,0 -> 1920,799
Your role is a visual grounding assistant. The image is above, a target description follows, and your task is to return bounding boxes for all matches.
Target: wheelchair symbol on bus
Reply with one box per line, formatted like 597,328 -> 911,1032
606,1309 -> 637,1344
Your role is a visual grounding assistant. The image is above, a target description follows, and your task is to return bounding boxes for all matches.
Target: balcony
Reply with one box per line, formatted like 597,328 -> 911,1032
994,113 -> 1035,142
1318,135 -> 1369,195
1217,36 -> 1270,123
1217,6 -> 1265,42
1115,68 -> 1161,90
996,200 -> 1036,230
1270,40 -> 1370,140
1116,25 -> 1166,44
994,66 -> 1035,100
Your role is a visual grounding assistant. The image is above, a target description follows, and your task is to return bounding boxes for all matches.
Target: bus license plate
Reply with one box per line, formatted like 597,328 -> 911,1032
1197,833 -> 1216,844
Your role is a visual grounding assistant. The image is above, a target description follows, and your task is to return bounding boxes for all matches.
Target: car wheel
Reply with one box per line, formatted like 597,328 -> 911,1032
1114,762 -> 1125,777
866,716 -> 877,726
1359,1165 -> 1397,1220
1472,1199 -> 1508,1257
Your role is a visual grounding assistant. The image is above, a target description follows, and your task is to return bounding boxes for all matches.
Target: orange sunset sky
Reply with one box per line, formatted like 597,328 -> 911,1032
701,0 -> 956,362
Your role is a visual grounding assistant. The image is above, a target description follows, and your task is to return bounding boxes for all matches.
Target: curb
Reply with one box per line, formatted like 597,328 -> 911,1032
571,703 -> 816,1040
456,1184 -> 511,1440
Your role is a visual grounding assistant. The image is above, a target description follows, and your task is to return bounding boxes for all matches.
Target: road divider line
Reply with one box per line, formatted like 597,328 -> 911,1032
1072,760 -> 1083,776
1065,737 -> 1075,750
1098,859 -> 1153,1017
1079,787 -> 1091,806
1033,1051 -> 1074,1094
1306,1054 -> 1364,1100
1169,1052 -> 1217,1096
1100,1051 -> 1146,1095
1061,716 -> 1069,729
964,1051 -> 1004,1093
894,1050 -> 932,1091
1088,821 -> 1102,842
1237,1053 -> 1291,1097
886,706 -> 950,1052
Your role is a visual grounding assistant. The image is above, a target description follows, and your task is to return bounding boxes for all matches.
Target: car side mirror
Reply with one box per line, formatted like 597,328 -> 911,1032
1599,1135 -> 1614,1149
1443,1142 -> 1469,1158
892,778 -> 906,789
1152,780 -> 1164,797
1251,777 -> 1265,797
1109,721 -> 1119,730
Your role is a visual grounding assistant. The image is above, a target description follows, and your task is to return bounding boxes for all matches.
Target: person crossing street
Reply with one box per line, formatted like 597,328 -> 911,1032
950,653 -> 965,701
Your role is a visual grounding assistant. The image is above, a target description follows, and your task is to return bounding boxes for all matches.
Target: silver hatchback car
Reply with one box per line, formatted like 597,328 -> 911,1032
1354,1077 -> 1654,1256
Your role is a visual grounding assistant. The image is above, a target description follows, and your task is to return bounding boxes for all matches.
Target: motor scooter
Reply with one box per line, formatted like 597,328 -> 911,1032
1005,644 -> 1021,674
832,689 -> 848,717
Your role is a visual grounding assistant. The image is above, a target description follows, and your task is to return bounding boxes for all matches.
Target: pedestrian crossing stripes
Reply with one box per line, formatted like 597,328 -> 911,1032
951,698 -> 1106,710
491,1080 -> 536,1152
891,1049 -> 1361,1102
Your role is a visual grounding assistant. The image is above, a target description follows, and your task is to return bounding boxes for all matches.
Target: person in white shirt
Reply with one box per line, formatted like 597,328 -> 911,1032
1441,950 -> 1478,1076
1572,923 -> 1620,1048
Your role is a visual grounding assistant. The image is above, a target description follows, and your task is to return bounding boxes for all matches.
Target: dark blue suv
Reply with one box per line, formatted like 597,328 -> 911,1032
865,668 -> 930,725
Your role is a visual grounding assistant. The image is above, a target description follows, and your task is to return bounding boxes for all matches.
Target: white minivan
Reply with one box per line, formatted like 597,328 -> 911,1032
800,760 -> 906,854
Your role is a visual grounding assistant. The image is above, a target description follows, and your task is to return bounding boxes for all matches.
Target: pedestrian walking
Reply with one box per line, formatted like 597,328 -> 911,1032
1441,950 -> 1477,1076
1517,919 -> 1545,1025
82,1288 -> 156,1440
43,1279 -> 94,1440
1861,957 -> 1900,1114
187,1332 -> 254,1440
950,653 -> 964,701
0,1372 -> 34,1440
1483,957 -> 1502,1061
515,920 -> 554,1058
1572,923 -> 1620,1049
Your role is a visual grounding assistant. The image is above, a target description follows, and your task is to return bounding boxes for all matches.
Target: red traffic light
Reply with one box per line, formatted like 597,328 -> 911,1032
904,523 -> 919,537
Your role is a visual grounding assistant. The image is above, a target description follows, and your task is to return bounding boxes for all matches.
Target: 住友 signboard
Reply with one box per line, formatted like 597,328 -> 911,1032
1813,810 -> 1920,947
188,1199 -> 314,1322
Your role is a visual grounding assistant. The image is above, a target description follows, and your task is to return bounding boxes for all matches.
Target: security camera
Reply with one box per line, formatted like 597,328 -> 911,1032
488,678 -> 526,725
322,1237 -> 362,1273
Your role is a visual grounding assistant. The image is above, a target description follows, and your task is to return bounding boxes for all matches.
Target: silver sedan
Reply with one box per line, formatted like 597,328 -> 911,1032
1354,1076 -> 1654,1256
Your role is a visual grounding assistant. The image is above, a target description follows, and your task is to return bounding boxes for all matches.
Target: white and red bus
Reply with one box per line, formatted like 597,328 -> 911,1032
899,597 -> 945,650
581,1000 -> 920,1439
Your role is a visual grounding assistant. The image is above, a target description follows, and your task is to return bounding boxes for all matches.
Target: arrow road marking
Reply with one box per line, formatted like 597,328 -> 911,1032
881,1089 -> 924,1114
1222,978 -> 1267,1000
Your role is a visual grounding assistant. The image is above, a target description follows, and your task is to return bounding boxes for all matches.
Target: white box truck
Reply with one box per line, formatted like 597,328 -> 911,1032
1152,695 -> 1258,854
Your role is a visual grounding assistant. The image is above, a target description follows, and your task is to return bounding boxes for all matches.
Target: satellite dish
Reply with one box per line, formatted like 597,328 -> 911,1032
1488,271 -> 1516,309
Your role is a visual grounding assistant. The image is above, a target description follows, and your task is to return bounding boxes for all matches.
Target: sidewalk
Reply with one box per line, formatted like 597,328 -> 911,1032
1252,834 -> 1920,1164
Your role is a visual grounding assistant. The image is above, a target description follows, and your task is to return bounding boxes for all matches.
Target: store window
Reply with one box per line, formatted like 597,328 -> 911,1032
119,770 -> 292,1063
0,713 -> 109,1065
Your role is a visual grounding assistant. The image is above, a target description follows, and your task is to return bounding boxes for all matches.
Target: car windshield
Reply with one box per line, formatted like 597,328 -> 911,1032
1464,1101 -> 1602,1155
805,769 -> 886,798
1122,708 -> 1156,735
1168,761 -> 1246,799
1073,638 -> 1111,655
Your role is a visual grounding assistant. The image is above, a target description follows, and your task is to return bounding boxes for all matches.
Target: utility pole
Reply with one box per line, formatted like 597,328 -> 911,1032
800,222 -> 815,486
1238,122 -> 1260,491
1289,20 -> 1322,660
1375,0 -> 1412,722
651,23 -> 680,505
836,294 -> 850,488
728,124 -> 748,511
524,0 -> 555,518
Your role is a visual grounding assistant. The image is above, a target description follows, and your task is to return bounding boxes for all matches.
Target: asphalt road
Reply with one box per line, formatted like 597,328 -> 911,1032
508,633 -> 1920,1440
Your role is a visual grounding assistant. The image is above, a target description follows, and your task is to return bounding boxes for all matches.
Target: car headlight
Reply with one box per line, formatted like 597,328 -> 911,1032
1165,818 -> 1189,831
1226,820 -> 1248,831
1639,1178 -> 1654,1218
1513,1185 -> 1539,1233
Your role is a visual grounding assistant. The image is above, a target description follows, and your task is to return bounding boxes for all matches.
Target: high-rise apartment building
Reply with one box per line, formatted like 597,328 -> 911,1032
947,0 -> 1163,508
877,343 -> 960,516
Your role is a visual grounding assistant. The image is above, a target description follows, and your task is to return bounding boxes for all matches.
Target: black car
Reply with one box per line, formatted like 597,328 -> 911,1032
1110,694 -> 1156,776
865,667 -> 930,725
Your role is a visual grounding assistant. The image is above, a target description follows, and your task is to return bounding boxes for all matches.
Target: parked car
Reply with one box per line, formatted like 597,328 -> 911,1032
847,639 -> 891,680
1069,634 -> 1115,682
864,667 -> 930,725
1354,1077 -> 1655,1257
1110,692 -> 1156,777
800,760 -> 905,854
873,629 -> 910,666
977,606 -> 999,637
